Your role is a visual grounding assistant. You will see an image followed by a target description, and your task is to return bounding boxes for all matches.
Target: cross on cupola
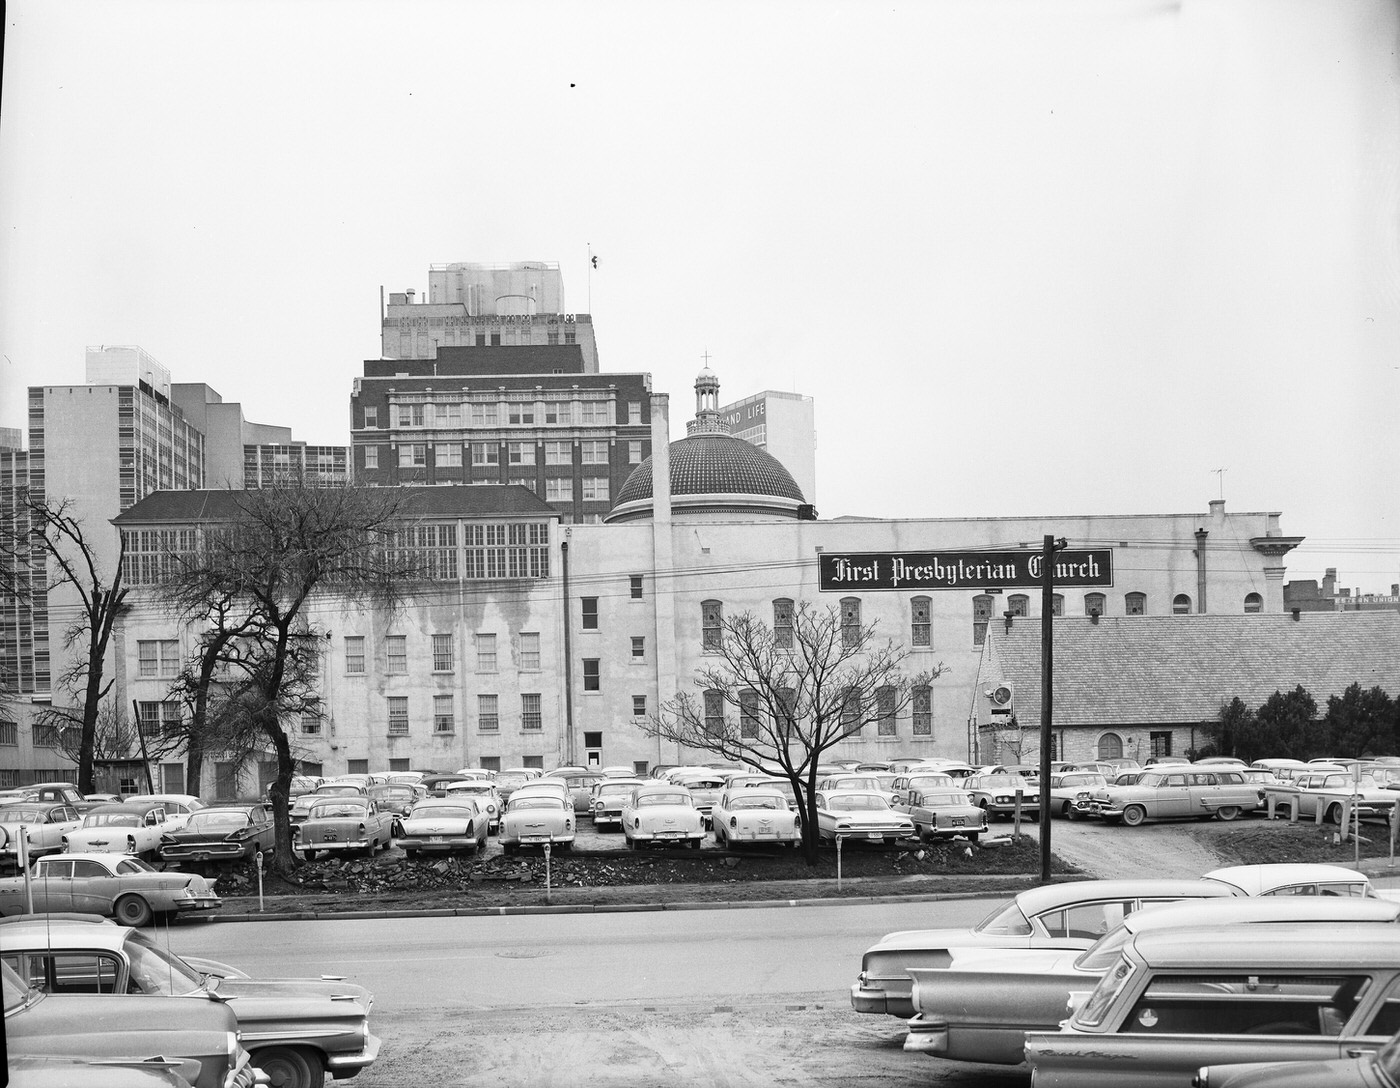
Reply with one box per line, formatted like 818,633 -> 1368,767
690,359 -> 727,435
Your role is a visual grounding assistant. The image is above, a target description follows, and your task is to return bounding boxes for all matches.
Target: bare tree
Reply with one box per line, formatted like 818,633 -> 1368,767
26,498 -> 128,792
646,601 -> 945,864
156,478 -> 425,871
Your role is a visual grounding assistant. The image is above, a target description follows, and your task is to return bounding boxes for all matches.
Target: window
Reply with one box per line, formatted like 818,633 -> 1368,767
840,597 -> 862,647
388,697 -> 409,735
910,596 -> 931,646
1149,731 -> 1172,758
582,658 -> 600,692
1051,593 -> 1064,617
469,402 -> 498,426
507,441 -> 536,466
777,687 -> 798,731
441,403 -> 462,427
386,635 -> 407,674
1085,592 -> 1106,617
363,446 -> 378,469
461,521 -> 551,580
1173,594 -> 1192,614
583,731 -> 602,749
136,701 -> 181,737
740,690 -> 761,739
519,632 -> 540,670
1122,973 -> 1362,1036
32,723 -> 59,748
507,402 -> 534,425
431,633 -> 454,672
773,598 -> 794,648
1007,594 -> 1029,617
912,685 -> 932,735
628,401 -> 642,424
345,636 -> 365,674
479,756 -> 500,773
1125,592 -> 1146,616
580,440 -> 608,464
138,639 -> 179,679
877,687 -> 897,736
704,690 -> 725,737
521,693 -> 542,731
581,476 -> 609,502
632,695 -> 647,718
388,758 -> 410,772
476,633 -> 497,672
0,721 -> 16,746
581,597 -> 599,630
1244,593 -> 1263,613
628,440 -> 643,464
363,406 -> 378,428
433,695 -> 454,733
471,442 -> 500,466
973,594 -> 994,646
702,599 -> 723,651
544,441 -> 570,465
398,444 -> 426,468
301,702 -> 321,735
630,575 -> 644,599
348,759 -> 369,776
546,477 -> 574,502
436,443 -> 462,468
633,761 -> 649,776
507,474 -> 537,493
478,694 -> 499,732
578,400 -> 610,425
840,687 -> 862,736
631,637 -> 645,659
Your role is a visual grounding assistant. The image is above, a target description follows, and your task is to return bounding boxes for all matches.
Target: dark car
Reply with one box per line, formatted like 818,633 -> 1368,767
368,783 -> 422,834
159,804 -> 275,865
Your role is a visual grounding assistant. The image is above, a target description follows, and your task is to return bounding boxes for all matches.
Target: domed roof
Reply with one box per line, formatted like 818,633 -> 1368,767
613,432 -> 806,508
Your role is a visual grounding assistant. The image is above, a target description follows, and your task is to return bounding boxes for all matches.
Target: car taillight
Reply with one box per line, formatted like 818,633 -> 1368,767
729,817 -> 737,828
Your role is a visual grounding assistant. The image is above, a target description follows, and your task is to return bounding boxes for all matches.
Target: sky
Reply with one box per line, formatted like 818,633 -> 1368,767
2,0 -> 1397,592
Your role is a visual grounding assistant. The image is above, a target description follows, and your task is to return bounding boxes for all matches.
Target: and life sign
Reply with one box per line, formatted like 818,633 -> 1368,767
818,549 -> 1114,591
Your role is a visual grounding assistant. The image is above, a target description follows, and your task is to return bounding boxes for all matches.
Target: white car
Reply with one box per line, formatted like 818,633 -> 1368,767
0,802 -> 84,862
711,787 -> 801,849
499,794 -> 574,856
438,780 -> 503,831
814,790 -> 916,844
397,798 -> 487,858
124,794 -> 205,833
621,784 -> 706,850
62,802 -> 171,858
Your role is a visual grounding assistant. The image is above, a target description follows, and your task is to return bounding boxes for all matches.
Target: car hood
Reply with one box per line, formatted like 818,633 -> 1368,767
217,976 -> 371,1013
7,991 -> 237,1043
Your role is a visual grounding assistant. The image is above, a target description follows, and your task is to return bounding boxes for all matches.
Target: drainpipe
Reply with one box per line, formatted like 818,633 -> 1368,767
1194,527 -> 1209,613
561,532 -> 575,764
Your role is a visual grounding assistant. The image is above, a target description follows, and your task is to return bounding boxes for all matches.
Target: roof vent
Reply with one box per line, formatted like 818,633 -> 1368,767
1291,608 -> 1301,621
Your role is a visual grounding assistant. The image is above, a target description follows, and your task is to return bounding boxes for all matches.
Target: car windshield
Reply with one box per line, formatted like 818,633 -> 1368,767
83,813 -> 140,827
975,776 -> 1030,789
413,806 -> 473,820
600,784 -> 636,797
973,898 -> 1034,936
1075,923 -> 1135,972
511,797 -> 562,810
909,776 -> 953,788
185,811 -> 251,832
309,801 -> 368,818
373,787 -> 415,800
925,791 -> 971,806
826,795 -> 889,812
124,932 -> 205,996
447,784 -> 492,795
829,777 -> 880,790
497,774 -> 529,789
115,857 -> 154,874
1136,772 -> 1167,788
637,793 -> 690,807
729,795 -> 783,811
1061,774 -> 1107,788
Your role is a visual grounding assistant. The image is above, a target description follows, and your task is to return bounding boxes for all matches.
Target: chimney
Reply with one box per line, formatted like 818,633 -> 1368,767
1323,568 -> 1337,596
406,288 -> 416,305
1194,527 -> 1209,614
1090,610 -> 1100,625
1003,611 -> 1014,633
1291,608 -> 1301,621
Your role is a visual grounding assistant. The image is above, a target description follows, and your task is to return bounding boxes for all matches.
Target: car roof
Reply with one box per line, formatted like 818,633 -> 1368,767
1124,896 -> 1400,934
1203,863 -> 1372,895
1011,879 -> 1239,914
0,915 -> 133,952
83,801 -> 165,813
1126,922 -> 1400,968
37,852 -> 133,865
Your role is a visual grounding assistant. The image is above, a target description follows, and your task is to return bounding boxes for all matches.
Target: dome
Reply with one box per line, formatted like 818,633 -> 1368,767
608,432 -> 807,522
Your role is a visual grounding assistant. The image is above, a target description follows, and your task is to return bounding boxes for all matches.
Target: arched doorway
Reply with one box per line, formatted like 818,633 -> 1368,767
1097,732 -> 1124,760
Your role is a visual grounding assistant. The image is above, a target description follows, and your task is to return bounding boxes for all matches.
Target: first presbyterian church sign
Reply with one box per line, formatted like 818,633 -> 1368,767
818,549 -> 1114,591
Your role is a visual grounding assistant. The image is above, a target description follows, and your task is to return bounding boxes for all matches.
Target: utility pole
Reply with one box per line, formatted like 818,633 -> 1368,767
1039,535 -> 1066,883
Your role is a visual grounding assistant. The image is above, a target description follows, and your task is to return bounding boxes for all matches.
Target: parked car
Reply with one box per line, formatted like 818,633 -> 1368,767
6,1054 -> 201,1088
1023,922 -> 1400,1088
438,780 -> 503,831
1195,1027 -> 1400,1087
550,771 -> 605,813
124,795 -> 205,833
0,851 -> 220,926
621,784 -> 706,849
1202,863 -> 1380,898
1,915 -> 380,1088
2,957 -> 259,1088
963,773 -> 1040,818
590,778 -> 645,829
0,802 -> 84,864
889,772 -> 956,807
817,773 -> 891,796
499,794 -> 574,855
814,790 -> 916,844
851,878 -> 1242,1018
62,802 -> 172,858
1045,771 -> 1111,818
367,783 -> 422,834
14,782 -> 102,813
508,779 -> 573,806
1082,766 -> 1262,825
295,795 -> 393,860
158,804 -> 275,865
710,787 -> 801,848
897,786 -> 987,842
903,895 -> 1400,1066
397,797 -> 487,858
666,771 -> 728,824
1266,770 -> 1398,824
289,783 -> 367,825
493,769 -> 536,802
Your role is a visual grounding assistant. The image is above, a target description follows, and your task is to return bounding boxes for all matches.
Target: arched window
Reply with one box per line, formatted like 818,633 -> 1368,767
739,690 -> 761,738
912,685 -> 932,736
703,689 -> 726,737
1244,593 -> 1263,614
1085,592 -> 1106,617
1051,593 -> 1064,617
772,598 -> 794,648
1097,732 -> 1124,760
701,599 -> 723,650
910,596 -> 931,646
1173,594 -> 1192,615
1125,592 -> 1146,616
1007,594 -> 1030,617
840,597 -> 862,647
973,594 -> 994,646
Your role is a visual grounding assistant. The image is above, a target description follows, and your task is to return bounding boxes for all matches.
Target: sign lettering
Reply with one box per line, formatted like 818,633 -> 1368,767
819,549 -> 1114,591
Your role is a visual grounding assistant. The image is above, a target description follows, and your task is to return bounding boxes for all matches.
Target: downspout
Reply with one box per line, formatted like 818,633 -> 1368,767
561,532 -> 575,765
1194,527 -> 1209,613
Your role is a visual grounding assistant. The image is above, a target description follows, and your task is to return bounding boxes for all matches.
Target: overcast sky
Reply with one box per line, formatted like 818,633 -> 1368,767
2,0 -> 1397,591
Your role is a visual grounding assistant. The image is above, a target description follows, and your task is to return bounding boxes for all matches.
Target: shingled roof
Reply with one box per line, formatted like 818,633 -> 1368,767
113,485 -> 556,525
981,612 -> 1400,727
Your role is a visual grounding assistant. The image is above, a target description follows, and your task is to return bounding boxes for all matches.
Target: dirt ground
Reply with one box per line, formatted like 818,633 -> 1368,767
207,814 -> 1398,916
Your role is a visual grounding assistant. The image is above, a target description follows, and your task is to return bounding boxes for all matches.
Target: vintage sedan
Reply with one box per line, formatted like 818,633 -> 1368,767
439,780 -> 503,830
1,915 -> 380,1088
622,784 -> 706,849
815,790 -> 916,844
889,772 -> 956,807
1267,770 -> 1399,824
125,795 -> 205,833
0,851 -> 220,925
2,958 -> 258,1088
666,771 -> 728,823
0,802 -> 84,864
158,805 -> 275,865
62,802 -> 172,858
711,787 -> 802,848
1082,766 -> 1262,825
550,770 -> 606,813
499,794 -> 575,855
367,783 -> 422,834
590,778 -> 645,829
288,782 -> 366,825
397,797 -> 487,857
1024,923 -> 1400,1088
1045,771 -> 1110,818
897,786 -> 987,842
963,773 -> 1040,818
904,895 -> 1400,1066
851,878 -> 1241,1019
295,796 -> 393,860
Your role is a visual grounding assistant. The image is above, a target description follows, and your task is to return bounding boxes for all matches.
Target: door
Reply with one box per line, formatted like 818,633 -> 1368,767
68,857 -> 121,913
1156,774 -> 1193,818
